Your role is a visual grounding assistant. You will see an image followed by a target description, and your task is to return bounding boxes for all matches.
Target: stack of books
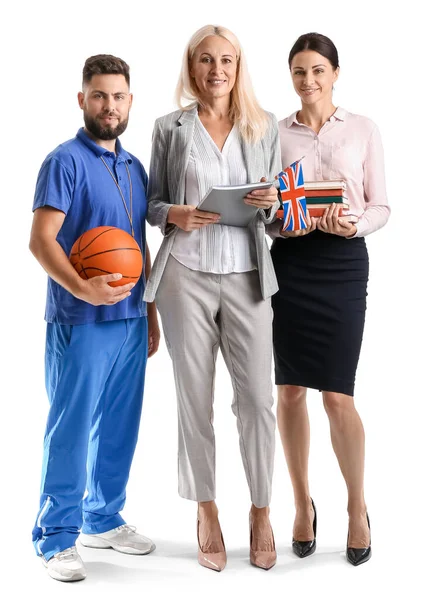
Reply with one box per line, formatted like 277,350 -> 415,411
276,179 -> 358,223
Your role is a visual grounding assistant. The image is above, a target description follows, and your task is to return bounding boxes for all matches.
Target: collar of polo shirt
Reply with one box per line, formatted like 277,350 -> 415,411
76,128 -> 133,164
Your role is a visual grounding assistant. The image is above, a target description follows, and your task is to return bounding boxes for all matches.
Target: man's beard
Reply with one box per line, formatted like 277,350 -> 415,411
83,111 -> 129,140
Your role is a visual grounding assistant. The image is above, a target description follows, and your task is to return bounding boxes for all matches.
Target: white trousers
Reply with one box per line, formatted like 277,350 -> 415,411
156,256 -> 275,507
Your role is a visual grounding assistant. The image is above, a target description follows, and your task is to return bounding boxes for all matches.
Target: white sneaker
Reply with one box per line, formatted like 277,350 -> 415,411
43,546 -> 87,582
79,524 -> 155,555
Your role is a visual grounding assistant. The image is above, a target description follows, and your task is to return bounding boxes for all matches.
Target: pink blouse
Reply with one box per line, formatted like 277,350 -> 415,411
269,107 -> 390,238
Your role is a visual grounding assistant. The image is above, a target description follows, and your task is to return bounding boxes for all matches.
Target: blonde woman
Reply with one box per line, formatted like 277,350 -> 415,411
144,25 -> 281,571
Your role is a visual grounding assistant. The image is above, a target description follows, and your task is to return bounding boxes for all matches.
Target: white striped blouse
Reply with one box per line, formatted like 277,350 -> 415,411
170,115 -> 257,274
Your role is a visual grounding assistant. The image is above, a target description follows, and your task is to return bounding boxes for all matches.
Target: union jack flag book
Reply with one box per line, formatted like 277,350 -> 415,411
277,158 -> 307,232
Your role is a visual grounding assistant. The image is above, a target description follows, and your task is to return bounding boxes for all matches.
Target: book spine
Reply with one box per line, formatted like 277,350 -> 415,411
276,208 -> 353,219
305,189 -> 345,197
307,207 -> 350,217
306,203 -> 349,209
306,196 -> 348,204
304,182 -> 347,191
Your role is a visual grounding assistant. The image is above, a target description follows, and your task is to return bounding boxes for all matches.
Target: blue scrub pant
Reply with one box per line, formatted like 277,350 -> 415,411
32,317 -> 148,561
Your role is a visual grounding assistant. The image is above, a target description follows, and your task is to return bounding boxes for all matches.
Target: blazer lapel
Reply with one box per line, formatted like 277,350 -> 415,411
174,106 -> 197,205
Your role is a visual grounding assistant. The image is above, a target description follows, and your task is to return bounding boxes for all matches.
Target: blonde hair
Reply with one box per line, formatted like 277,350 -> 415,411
175,25 -> 269,144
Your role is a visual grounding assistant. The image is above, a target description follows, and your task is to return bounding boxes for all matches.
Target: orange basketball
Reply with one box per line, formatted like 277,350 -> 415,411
70,226 -> 143,287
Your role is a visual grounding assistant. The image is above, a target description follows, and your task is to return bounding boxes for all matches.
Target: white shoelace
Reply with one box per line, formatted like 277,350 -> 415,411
55,546 -> 78,561
115,524 -> 137,534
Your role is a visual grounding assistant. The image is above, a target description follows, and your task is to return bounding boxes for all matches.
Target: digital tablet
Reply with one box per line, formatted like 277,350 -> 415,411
197,181 -> 274,227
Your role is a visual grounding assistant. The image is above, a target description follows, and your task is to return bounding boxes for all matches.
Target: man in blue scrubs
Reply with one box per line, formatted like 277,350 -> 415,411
30,55 -> 160,582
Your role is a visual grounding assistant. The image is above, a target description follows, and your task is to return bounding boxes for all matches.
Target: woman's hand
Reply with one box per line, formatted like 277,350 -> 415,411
147,303 -> 161,358
279,211 -> 318,238
168,205 -> 220,232
244,177 -> 279,210
317,204 -> 358,237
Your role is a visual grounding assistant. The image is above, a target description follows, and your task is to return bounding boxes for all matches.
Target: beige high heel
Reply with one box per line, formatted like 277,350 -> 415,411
249,514 -> 277,570
197,517 -> 227,572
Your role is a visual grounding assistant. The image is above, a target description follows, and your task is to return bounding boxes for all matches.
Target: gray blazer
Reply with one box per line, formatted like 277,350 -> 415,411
143,106 -> 282,302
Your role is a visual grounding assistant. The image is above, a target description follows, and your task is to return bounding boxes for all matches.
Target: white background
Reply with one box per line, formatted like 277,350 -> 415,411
1,0 -> 421,598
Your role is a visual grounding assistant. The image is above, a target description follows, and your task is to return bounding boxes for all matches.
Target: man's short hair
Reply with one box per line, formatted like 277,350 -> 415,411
82,54 -> 130,88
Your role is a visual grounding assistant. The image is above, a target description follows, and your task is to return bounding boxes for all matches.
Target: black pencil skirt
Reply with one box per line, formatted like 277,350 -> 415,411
270,230 -> 369,396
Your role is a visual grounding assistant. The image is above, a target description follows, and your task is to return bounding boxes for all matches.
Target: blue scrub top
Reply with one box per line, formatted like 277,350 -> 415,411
33,128 -> 148,325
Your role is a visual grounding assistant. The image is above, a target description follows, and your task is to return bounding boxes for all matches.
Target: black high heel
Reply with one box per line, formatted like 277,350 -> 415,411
346,513 -> 372,566
292,498 -> 317,558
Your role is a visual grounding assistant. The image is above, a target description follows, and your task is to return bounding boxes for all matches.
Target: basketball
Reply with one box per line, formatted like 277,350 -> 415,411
70,226 -> 143,287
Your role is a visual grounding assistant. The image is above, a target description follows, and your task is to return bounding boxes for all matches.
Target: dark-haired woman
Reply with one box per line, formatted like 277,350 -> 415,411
268,33 -> 390,566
